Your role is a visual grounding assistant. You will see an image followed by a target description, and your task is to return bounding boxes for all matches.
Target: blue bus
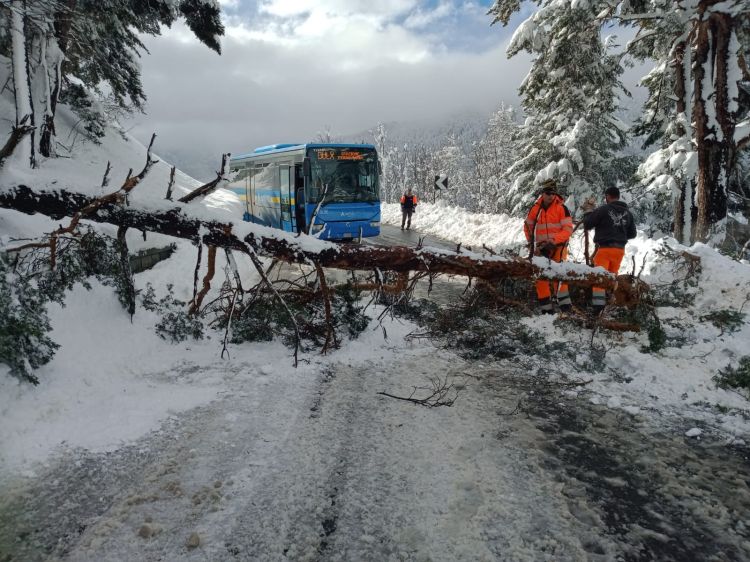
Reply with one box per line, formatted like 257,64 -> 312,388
228,143 -> 381,241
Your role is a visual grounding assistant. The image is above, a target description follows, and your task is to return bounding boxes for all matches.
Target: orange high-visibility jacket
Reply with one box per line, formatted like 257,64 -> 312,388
400,194 -> 418,209
524,195 -> 573,246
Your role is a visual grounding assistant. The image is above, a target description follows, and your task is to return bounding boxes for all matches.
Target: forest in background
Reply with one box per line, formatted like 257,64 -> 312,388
1,0 -> 748,246
0,0 -> 748,388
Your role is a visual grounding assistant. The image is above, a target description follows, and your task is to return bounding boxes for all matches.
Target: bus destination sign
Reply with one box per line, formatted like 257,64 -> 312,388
315,149 -> 365,161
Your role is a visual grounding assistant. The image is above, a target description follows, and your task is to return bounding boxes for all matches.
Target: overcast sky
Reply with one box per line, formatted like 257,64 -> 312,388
125,0 -> 535,178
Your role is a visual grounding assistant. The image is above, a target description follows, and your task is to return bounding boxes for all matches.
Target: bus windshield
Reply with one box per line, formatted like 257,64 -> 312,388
307,147 -> 379,204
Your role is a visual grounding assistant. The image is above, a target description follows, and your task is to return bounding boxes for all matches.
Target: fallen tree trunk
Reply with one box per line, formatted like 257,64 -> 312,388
251,234 -> 617,288
0,184 -> 633,295
1,184 -> 248,251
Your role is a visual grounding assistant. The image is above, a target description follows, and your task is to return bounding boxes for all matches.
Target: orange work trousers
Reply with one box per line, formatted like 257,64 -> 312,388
591,246 -> 625,307
535,245 -> 570,311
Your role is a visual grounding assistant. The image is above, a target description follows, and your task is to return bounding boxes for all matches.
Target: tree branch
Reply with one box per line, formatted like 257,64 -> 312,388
377,375 -> 462,408
314,262 -> 336,353
189,245 -> 216,315
0,115 -> 35,167
179,153 -> 230,204
0,184 -> 645,302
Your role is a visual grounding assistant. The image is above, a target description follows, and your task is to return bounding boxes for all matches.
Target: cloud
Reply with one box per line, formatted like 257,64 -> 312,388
258,0 -> 418,19
126,1 -> 527,178
403,1 -> 455,29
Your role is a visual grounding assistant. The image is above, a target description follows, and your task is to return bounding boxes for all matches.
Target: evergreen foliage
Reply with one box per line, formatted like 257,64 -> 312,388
625,0 -> 750,243
62,0 -> 224,112
647,243 -> 701,307
425,293 -> 553,361
226,282 -> 370,350
331,282 -> 369,339
142,283 -> 204,343
0,0 -> 225,149
28,227 -> 136,312
372,109 -> 518,213
714,356 -> 750,396
470,104 -> 519,213
228,293 -> 288,345
700,309 -> 746,335
489,0 -> 628,215
59,83 -> 108,141
0,227 -> 144,383
0,255 -> 59,385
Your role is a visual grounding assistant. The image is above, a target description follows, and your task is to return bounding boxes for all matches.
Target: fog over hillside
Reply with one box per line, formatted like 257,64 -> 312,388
143,89 -> 649,183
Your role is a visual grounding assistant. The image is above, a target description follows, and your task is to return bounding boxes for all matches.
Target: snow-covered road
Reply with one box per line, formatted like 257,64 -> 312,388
2,349 -> 749,561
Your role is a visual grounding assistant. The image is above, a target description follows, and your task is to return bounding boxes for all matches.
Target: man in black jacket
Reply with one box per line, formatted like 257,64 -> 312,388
582,187 -> 637,314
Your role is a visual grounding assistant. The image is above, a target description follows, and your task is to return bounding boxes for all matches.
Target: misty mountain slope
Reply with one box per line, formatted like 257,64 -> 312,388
348,109 -> 491,149
0,65 -> 242,253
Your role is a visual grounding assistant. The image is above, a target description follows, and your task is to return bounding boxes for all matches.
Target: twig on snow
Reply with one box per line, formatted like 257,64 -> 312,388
377,375 -> 462,408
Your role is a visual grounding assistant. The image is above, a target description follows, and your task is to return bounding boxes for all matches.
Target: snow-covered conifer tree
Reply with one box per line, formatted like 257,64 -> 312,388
1,0 -> 224,160
628,0 -> 750,243
371,123 -> 402,203
434,135 -> 473,209
471,104 -> 519,213
489,0 -> 629,216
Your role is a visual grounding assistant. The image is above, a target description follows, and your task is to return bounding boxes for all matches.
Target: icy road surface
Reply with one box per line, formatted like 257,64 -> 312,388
2,351 -> 749,561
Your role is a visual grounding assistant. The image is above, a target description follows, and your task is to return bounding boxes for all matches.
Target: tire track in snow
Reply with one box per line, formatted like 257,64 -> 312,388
521,386 -> 750,561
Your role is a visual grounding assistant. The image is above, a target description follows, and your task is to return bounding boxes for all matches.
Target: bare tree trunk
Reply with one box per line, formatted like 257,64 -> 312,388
0,184 -> 635,294
691,4 -> 735,242
10,0 -> 35,168
314,262 -> 336,353
117,226 -> 136,318
39,28 -> 62,158
40,0 -> 76,157
671,39 -> 692,245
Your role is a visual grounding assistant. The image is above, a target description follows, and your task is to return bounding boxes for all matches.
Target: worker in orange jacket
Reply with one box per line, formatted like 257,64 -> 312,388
400,188 -> 418,230
524,179 -> 574,314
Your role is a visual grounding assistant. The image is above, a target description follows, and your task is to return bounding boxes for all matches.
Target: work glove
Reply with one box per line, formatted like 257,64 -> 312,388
537,241 -> 556,257
580,197 -> 597,215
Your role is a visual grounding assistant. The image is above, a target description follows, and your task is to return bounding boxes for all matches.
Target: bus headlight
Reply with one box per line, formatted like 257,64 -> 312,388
370,221 -> 380,227
311,224 -> 324,232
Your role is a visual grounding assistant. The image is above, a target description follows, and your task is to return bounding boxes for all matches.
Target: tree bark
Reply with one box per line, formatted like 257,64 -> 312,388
0,184 -> 631,294
41,0 -> 76,157
671,39 -> 693,245
0,117 -> 35,167
690,3 -> 736,242
10,0 -> 35,168
117,226 -> 136,318
178,153 -> 229,203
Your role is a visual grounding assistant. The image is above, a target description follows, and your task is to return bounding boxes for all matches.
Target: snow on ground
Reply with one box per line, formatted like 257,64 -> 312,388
382,201 -> 526,251
383,201 -> 750,438
1,80 -> 750,560
2,175 -> 749,476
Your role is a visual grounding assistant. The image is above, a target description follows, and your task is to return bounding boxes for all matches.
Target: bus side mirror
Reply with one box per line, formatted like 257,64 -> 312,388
377,160 -> 382,175
303,157 -> 311,177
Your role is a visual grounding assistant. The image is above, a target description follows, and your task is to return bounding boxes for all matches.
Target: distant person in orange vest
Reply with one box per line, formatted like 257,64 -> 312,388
523,179 -> 574,314
400,188 -> 418,230
582,186 -> 637,315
